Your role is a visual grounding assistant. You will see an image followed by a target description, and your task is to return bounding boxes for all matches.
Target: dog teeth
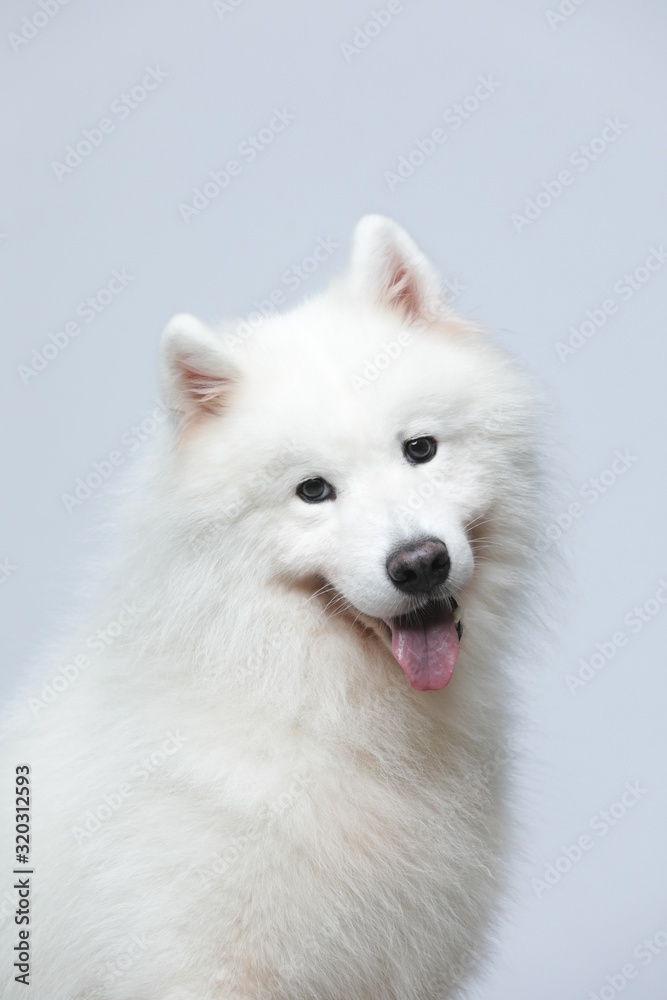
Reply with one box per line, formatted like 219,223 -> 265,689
452,606 -> 461,624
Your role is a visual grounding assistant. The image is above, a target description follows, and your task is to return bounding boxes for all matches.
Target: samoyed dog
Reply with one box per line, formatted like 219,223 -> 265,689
1,216 -> 544,999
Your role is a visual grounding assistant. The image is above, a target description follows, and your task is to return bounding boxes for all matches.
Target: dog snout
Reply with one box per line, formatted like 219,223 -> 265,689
386,537 -> 451,594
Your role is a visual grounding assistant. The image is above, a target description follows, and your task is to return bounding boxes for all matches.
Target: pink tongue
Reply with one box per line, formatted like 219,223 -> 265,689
387,606 -> 460,691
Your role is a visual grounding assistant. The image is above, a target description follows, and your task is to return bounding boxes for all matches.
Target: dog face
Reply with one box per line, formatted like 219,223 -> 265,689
161,217 -> 539,689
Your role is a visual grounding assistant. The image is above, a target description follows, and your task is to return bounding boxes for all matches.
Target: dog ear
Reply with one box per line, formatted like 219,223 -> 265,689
160,314 -> 238,417
347,215 -> 444,321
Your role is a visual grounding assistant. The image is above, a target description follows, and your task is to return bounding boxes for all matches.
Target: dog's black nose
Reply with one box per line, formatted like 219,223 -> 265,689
386,538 -> 450,594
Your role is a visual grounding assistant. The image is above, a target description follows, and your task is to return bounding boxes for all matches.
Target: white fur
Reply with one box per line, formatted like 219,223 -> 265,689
0,217 -> 545,999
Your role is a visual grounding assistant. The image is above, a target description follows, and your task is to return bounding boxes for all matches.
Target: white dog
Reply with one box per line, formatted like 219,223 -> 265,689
1,216 -> 544,999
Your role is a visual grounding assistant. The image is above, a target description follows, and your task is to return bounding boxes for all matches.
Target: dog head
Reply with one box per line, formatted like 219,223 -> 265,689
160,216 -> 541,691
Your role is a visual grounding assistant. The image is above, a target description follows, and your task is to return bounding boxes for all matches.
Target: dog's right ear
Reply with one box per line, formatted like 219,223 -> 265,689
160,314 -> 238,418
346,215 -> 445,322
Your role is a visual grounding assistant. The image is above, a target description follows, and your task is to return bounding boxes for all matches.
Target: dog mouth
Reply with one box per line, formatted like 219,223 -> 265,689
308,578 -> 464,693
380,597 -> 463,692
353,596 -> 462,692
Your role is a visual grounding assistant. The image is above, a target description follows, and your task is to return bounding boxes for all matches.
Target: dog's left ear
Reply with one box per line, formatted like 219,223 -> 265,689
346,215 -> 444,321
160,314 -> 239,418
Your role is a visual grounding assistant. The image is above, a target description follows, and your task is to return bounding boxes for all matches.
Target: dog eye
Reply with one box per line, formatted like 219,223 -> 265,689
403,436 -> 437,464
296,477 -> 335,503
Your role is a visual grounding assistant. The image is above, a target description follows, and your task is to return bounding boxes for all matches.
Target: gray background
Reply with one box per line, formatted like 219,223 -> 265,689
2,1 -> 667,996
